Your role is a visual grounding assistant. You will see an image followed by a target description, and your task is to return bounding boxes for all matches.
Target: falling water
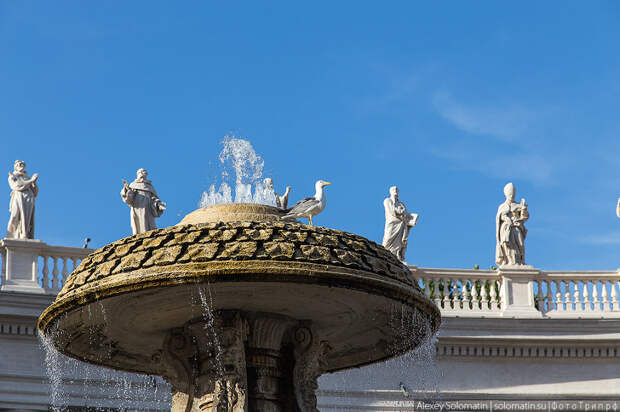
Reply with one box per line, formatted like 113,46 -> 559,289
197,284 -> 225,378
199,136 -> 277,207
39,319 -> 171,411
317,305 -> 442,409
39,330 -> 66,410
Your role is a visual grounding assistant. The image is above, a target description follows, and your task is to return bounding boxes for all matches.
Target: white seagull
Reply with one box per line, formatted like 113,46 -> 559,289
281,180 -> 331,226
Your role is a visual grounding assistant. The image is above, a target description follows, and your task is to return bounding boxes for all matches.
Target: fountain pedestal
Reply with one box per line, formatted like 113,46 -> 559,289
164,312 -> 323,412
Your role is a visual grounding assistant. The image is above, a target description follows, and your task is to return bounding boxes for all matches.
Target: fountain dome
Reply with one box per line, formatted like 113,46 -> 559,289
38,203 -> 440,411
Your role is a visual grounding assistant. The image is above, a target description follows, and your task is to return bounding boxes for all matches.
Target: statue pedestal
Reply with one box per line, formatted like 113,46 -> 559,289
498,266 -> 543,318
0,238 -> 46,294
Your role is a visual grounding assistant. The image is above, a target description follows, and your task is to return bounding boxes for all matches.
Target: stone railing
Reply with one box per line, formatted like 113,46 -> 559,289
412,267 -> 502,314
0,238 -> 93,294
1,236 -> 618,319
533,270 -> 620,316
411,266 -> 620,318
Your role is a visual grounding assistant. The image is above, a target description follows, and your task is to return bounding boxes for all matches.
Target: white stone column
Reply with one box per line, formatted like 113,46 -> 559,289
498,266 -> 543,318
0,238 -> 46,294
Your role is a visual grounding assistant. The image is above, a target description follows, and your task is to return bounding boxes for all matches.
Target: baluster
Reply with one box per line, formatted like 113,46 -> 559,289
41,256 -> 50,290
583,281 -> 590,311
610,280 -> 620,310
564,281 -> 572,311
536,279 -> 544,312
0,249 -> 5,287
61,257 -> 69,290
432,278 -> 442,308
546,280 -> 554,311
554,281 -> 563,311
465,279 -> 477,310
573,281 -> 581,312
51,257 -> 59,290
601,281 -> 609,311
454,279 -> 462,310
500,277 -> 508,310
470,278 -> 479,310
489,279 -> 498,311
592,281 -> 599,311
458,279 -> 466,310
480,279 -> 489,311
423,278 -> 431,300
545,280 -> 553,312
442,278 -> 451,310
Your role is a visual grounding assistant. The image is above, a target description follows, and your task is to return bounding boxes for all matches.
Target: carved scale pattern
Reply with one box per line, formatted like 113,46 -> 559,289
60,221 -> 415,297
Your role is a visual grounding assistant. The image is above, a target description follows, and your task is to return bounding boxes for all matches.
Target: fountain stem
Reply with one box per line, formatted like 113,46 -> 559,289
164,311 -> 324,412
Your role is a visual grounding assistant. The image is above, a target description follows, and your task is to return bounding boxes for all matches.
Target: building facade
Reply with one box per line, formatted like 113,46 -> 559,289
1,239 -> 620,411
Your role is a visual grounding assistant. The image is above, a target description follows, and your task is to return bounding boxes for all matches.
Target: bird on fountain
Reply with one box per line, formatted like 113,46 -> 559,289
281,180 -> 331,226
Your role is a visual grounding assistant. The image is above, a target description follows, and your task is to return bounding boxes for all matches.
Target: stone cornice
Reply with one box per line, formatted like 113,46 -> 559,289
0,291 -> 55,317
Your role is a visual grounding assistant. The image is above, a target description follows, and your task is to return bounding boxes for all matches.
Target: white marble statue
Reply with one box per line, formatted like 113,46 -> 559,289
264,178 -> 291,209
495,182 -> 529,267
121,169 -> 166,235
7,160 -> 38,239
382,186 -> 418,262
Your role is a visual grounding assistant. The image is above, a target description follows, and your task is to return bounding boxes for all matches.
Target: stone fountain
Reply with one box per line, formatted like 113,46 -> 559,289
38,203 -> 440,411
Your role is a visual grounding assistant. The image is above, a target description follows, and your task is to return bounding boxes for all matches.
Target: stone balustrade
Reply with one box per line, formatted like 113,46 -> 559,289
411,265 -> 620,318
0,238 -> 93,294
1,236 -> 617,318
533,271 -> 620,315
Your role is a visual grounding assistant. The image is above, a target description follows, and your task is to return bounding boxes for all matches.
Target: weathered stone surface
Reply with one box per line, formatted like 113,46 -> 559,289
93,259 -> 119,279
113,250 -> 150,274
236,228 -> 273,241
143,245 -> 184,267
110,241 -> 138,259
258,241 -> 295,259
312,234 -> 339,247
218,241 -> 257,259
298,245 -> 331,261
178,243 -> 219,262
90,251 -> 111,265
58,220 -> 414,298
69,271 -> 89,288
333,249 -> 365,268
140,234 -> 172,250
204,229 -> 237,242
173,231 -> 203,244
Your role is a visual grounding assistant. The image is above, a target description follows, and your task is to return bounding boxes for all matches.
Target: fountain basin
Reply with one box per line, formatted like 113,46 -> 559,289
38,204 -> 440,411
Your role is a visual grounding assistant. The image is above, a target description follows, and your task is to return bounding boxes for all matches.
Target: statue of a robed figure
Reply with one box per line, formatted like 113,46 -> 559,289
7,160 -> 38,239
495,182 -> 529,267
121,168 -> 166,235
264,177 -> 291,209
382,186 -> 418,262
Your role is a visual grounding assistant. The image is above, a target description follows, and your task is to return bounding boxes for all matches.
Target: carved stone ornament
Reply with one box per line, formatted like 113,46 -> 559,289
59,219 -> 417,298
293,326 -> 331,412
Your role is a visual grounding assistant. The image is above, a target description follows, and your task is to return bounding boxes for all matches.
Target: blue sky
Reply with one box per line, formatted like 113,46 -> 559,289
1,1 -> 620,270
